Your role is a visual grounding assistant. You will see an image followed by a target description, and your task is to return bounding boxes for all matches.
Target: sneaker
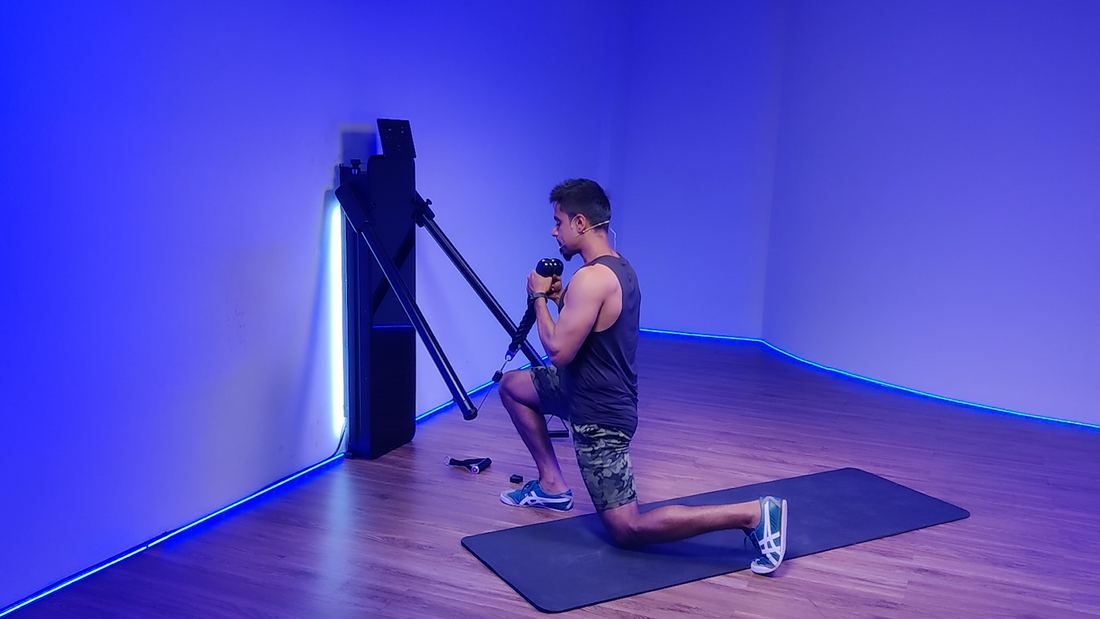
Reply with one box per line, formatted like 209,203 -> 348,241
747,496 -> 788,575
500,480 -> 574,512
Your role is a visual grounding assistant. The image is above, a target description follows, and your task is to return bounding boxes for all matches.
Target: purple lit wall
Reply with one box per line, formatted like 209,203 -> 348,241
763,0 -> 1100,425
408,4 -> 628,409
3,0 -> 1098,611
0,0 -> 624,608
614,1 -> 786,337
0,3 -> 343,606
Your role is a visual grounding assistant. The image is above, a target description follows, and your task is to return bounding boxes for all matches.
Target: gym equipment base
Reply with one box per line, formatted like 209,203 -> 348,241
462,467 -> 969,613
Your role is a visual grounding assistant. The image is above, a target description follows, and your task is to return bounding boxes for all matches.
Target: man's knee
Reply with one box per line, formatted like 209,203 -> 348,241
600,510 -> 642,548
497,370 -> 515,399
607,520 -> 643,548
499,369 -> 537,406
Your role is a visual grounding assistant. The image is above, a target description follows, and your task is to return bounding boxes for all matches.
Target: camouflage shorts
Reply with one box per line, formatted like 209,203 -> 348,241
530,365 -> 570,420
531,365 -> 637,511
571,423 -> 638,512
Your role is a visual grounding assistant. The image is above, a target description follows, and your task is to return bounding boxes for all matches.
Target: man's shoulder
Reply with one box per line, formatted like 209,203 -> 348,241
574,261 -> 620,294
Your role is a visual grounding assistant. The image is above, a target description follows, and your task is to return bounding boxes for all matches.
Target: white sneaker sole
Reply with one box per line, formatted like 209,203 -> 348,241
499,491 -> 573,511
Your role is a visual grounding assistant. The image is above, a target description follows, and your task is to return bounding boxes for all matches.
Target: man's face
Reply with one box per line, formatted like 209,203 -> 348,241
551,202 -> 581,261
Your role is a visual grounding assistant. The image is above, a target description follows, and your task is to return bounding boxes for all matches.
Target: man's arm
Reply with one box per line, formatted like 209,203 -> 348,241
530,266 -> 616,367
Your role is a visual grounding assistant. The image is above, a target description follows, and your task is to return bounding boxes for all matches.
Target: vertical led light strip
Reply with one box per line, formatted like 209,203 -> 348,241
328,199 -> 347,443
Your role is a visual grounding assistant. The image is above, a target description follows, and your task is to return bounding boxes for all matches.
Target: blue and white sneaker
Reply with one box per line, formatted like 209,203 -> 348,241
748,496 -> 788,575
500,480 -> 574,512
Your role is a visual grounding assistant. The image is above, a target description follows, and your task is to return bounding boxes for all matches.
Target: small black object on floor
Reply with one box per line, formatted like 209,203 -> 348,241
446,457 -> 491,474
461,467 -> 969,613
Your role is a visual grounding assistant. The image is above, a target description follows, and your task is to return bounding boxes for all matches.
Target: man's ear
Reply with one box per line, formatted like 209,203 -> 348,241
572,213 -> 589,233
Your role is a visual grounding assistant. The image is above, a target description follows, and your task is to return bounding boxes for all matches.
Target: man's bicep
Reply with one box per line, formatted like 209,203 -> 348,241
550,275 -> 603,365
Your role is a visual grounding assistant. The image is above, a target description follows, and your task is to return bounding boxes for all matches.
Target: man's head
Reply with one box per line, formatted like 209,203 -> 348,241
549,179 -> 611,260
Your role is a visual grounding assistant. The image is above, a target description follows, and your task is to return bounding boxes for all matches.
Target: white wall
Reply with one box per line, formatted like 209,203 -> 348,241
0,0 -> 626,608
763,0 -> 1100,424
614,1 -> 787,338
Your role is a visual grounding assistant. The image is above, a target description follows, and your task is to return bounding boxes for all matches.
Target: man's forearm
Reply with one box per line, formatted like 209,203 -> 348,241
533,297 -> 558,361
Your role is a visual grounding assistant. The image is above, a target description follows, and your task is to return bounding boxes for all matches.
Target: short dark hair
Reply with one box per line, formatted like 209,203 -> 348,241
549,179 -> 611,230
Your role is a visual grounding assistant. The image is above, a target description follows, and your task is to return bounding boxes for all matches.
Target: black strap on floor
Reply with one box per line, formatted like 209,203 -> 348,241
462,468 -> 969,613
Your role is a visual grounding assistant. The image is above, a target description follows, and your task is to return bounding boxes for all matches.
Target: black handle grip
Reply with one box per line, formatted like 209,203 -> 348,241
507,259 -> 564,357
536,258 -> 564,277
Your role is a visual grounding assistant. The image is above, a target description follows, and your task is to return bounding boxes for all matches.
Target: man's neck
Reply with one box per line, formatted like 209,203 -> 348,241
579,237 -> 617,264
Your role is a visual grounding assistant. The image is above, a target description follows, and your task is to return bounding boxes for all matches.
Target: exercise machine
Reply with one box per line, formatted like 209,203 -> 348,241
334,119 -> 548,458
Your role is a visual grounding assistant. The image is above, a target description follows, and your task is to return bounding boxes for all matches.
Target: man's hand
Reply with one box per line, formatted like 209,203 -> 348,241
527,270 -> 552,296
547,275 -> 563,306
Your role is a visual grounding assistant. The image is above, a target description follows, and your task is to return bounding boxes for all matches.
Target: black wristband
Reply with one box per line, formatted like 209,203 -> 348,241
528,292 -> 549,302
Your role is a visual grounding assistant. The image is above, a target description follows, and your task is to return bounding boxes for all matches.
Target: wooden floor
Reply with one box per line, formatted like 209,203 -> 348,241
12,335 -> 1100,618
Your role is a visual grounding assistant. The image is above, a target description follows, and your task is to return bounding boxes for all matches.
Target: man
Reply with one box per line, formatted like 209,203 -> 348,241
497,179 -> 788,575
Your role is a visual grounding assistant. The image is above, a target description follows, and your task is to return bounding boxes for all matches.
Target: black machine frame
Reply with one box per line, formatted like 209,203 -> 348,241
335,119 -> 544,459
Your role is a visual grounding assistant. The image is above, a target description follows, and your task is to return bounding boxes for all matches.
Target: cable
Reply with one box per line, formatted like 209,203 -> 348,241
473,358 -> 511,414
331,417 -> 348,457
473,380 -> 498,413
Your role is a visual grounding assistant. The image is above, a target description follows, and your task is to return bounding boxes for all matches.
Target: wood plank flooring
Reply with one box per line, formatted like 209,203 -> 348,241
11,334 -> 1100,618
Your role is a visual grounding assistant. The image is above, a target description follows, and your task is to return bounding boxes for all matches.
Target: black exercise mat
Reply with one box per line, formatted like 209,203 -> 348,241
462,467 -> 969,613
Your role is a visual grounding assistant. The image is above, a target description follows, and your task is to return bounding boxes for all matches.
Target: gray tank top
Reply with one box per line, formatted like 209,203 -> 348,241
562,254 -> 641,436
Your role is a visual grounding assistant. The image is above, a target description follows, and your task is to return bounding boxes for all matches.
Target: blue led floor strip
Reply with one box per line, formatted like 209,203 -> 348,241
0,453 -> 346,618
416,357 -> 550,422
418,329 -> 1097,431
640,327 -> 1100,431
417,378 -> 496,421
9,330 -> 1090,616
640,328 -> 762,343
